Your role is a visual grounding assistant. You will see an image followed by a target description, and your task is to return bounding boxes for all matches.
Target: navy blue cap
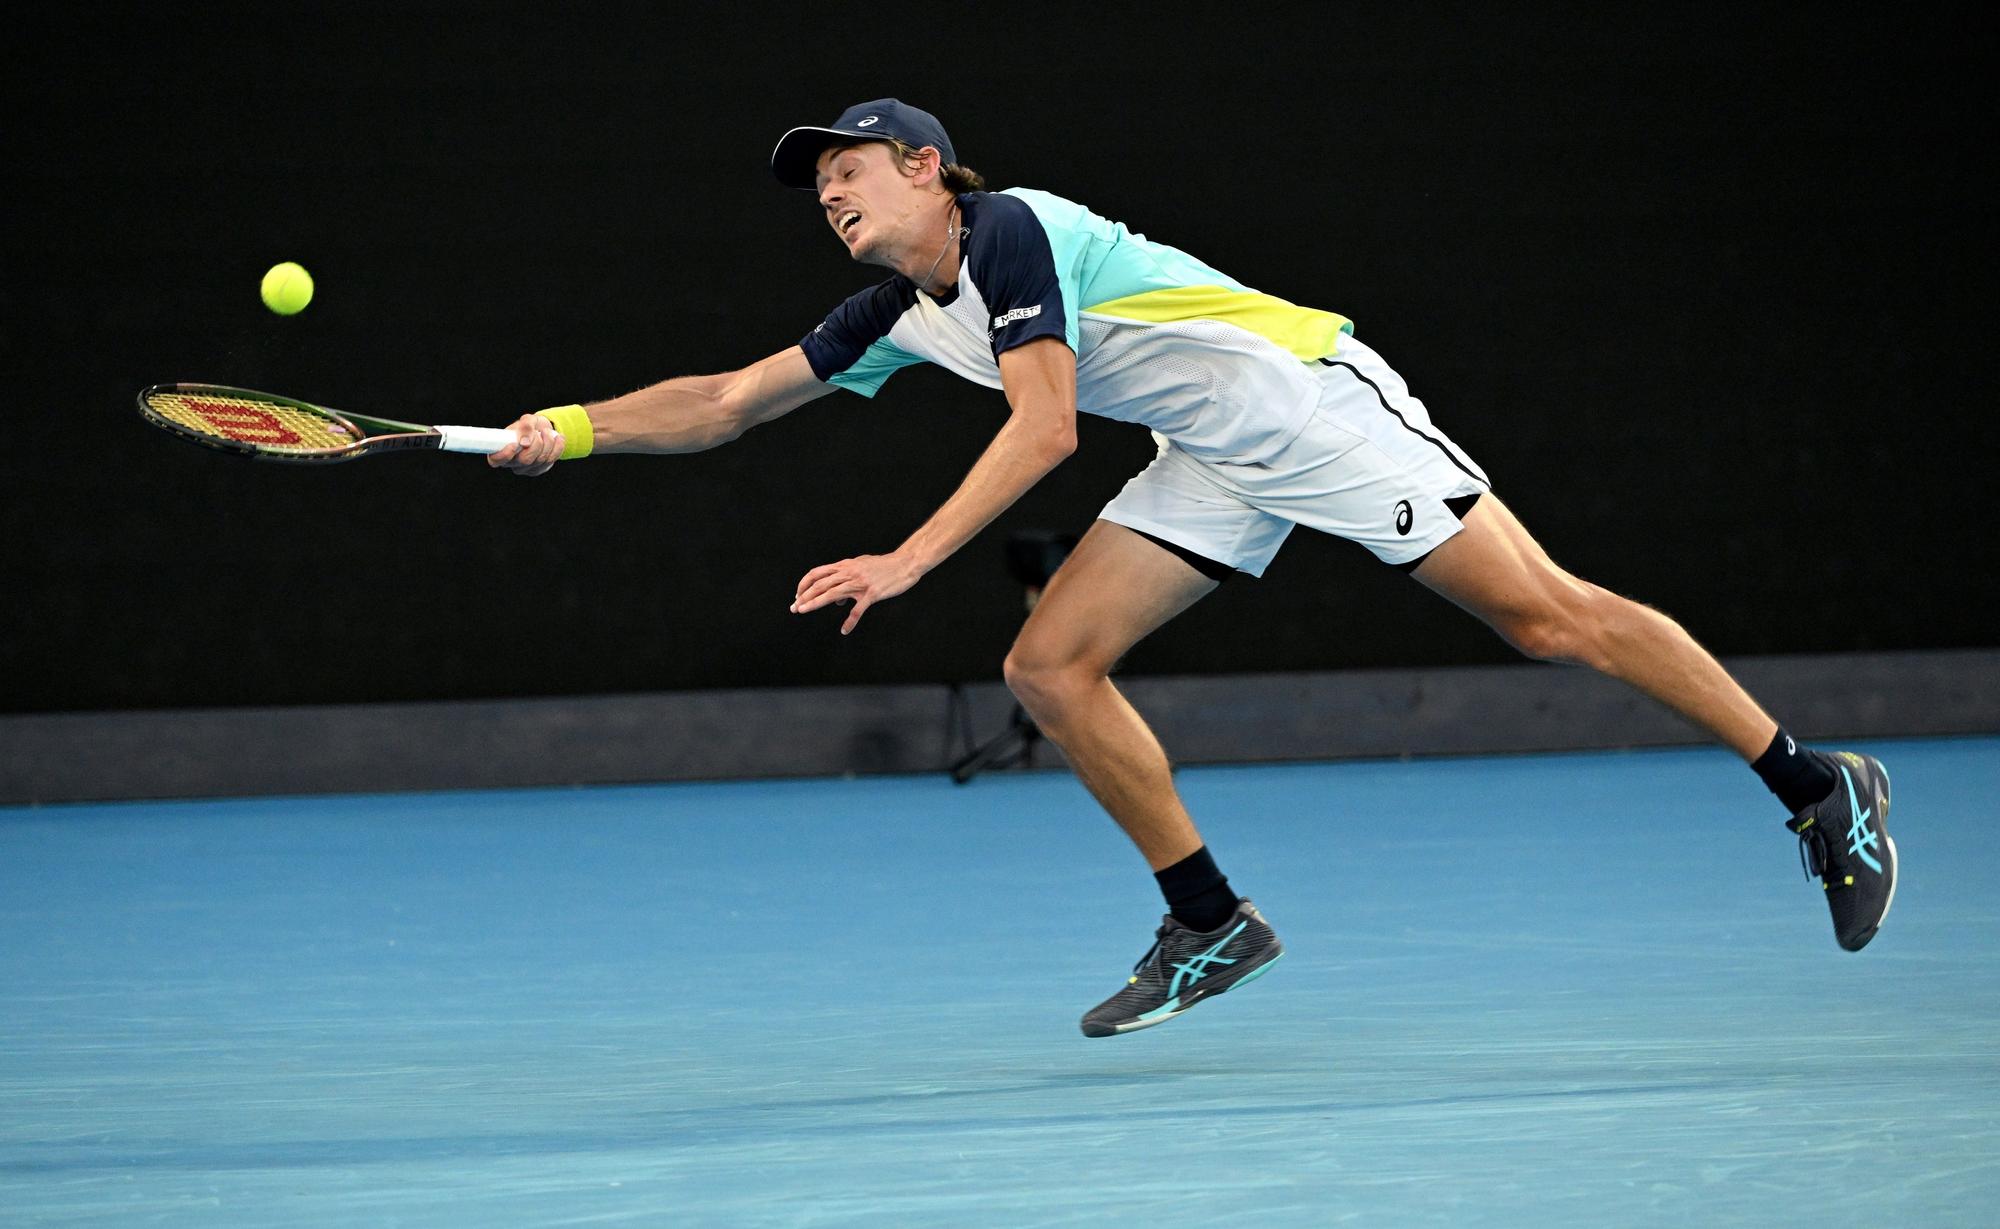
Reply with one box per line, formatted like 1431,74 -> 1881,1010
770,98 -> 957,191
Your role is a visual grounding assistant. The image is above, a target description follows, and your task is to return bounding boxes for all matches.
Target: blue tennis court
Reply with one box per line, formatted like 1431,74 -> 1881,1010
4,737 -> 1995,1226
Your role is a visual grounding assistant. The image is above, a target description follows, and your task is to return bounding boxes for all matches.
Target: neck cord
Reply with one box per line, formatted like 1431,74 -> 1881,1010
919,204 -> 962,292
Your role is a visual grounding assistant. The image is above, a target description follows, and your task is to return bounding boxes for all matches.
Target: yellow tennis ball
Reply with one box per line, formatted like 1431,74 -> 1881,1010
260,262 -> 314,316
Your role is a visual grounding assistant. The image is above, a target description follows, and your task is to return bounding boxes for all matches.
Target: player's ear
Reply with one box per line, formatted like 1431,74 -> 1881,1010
915,146 -> 944,185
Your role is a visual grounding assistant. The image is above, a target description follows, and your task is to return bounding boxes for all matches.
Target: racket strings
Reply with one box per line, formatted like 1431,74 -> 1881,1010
146,391 -> 357,452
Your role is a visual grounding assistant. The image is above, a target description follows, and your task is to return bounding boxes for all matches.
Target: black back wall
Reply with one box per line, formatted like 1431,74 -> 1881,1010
6,3 -> 1990,713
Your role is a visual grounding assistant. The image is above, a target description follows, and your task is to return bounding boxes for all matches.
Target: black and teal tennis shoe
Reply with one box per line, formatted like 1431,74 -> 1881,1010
1788,751 -> 1898,952
1080,899 -> 1284,1037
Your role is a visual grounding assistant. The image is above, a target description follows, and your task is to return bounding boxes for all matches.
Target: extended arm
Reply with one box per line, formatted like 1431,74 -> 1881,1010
791,335 -> 1078,634
489,346 -> 832,474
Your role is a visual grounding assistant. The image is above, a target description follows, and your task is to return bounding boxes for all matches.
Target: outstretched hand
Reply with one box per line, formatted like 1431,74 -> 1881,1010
792,552 -> 924,635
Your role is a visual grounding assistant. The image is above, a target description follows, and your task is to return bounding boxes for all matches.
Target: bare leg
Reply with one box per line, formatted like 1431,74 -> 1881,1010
1002,521 -> 1221,869
1413,494 -> 1778,760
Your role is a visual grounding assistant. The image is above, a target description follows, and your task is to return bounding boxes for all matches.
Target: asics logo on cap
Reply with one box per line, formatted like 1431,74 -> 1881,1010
857,116 -> 881,127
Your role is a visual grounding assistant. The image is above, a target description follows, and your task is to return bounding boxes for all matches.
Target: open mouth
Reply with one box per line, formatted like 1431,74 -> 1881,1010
838,210 -> 862,236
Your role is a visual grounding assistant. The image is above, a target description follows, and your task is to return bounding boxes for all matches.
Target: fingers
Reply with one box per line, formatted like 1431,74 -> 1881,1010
792,577 -> 869,634
792,553 -> 909,633
793,562 -> 846,602
791,570 -> 854,614
486,414 -> 565,473
791,561 -> 873,634
792,559 -> 855,610
840,594 -> 872,636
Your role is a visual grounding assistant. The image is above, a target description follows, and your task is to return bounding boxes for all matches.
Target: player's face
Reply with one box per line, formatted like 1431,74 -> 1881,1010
815,142 -> 930,264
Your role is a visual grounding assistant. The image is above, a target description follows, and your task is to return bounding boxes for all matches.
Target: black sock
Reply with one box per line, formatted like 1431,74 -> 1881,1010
1752,727 -> 1838,814
1154,846 -> 1239,933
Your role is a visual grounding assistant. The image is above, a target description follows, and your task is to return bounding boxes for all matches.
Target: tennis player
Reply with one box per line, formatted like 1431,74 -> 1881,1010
490,100 -> 1897,1036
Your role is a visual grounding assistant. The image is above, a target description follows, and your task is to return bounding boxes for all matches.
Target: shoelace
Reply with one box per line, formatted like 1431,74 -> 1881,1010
1129,925 -> 1172,980
1796,822 -> 1830,881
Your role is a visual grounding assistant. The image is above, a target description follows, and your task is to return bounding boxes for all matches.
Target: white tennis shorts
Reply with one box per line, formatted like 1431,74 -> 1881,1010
1099,334 -> 1490,576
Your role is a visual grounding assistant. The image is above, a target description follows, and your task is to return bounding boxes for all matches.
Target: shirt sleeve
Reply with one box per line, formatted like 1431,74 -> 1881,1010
964,193 -> 1075,359
798,278 -> 925,398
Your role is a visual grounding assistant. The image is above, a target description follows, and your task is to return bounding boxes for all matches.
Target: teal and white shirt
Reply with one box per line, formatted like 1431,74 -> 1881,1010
800,188 -> 1353,462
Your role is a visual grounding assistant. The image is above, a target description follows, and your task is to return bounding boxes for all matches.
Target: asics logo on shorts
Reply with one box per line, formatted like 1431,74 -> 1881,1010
1394,500 -> 1413,535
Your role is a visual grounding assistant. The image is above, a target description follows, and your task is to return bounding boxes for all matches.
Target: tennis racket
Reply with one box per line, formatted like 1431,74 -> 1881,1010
138,383 -> 518,464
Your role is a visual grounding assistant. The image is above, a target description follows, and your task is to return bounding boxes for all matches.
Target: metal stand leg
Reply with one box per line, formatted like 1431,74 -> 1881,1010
949,702 -> 1042,784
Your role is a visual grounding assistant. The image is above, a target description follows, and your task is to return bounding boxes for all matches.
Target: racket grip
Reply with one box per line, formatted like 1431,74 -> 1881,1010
435,425 -> 520,455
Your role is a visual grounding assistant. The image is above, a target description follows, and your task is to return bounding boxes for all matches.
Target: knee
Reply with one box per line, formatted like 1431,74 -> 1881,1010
1502,614 -> 1580,666
1002,642 -> 1101,716
1496,582 -> 1620,668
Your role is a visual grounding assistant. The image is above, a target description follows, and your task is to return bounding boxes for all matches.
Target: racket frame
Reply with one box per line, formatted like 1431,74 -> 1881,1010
139,383 -> 457,464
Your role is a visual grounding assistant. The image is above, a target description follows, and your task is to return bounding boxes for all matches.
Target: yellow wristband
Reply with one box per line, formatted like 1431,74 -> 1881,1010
538,404 -> 593,460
